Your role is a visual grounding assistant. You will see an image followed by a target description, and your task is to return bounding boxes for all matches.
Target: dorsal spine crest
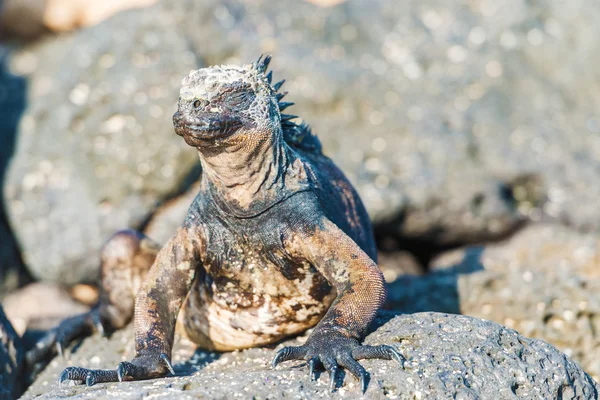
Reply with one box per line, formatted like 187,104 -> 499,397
253,54 -> 322,154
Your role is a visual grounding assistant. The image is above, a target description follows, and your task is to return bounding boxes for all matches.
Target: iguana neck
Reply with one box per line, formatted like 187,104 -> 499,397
198,127 -> 305,215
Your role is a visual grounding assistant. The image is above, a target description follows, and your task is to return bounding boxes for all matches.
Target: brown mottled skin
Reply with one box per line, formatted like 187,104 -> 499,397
31,56 -> 402,392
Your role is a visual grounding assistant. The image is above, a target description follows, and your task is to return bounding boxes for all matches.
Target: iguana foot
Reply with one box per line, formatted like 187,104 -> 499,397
27,309 -> 104,367
59,367 -> 119,386
59,352 -> 175,386
272,329 -> 404,393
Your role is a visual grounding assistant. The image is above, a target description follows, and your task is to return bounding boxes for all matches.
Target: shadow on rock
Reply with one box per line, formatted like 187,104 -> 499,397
0,46 -> 31,298
0,304 -> 25,400
374,210 -> 528,268
384,246 -> 485,315
172,348 -> 222,378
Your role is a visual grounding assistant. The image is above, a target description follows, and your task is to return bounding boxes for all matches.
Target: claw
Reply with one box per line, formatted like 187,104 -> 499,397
160,353 -> 176,376
271,349 -> 284,368
58,369 -> 69,386
92,313 -> 105,336
329,366 -> 338,392
308,358 -> 317,381
56,341 -> 64,359
387,346 -> 405,366
360,374 -> 367,394
271,345 -> 307,368
85,373 -> 95,387
117,363 -> 126,382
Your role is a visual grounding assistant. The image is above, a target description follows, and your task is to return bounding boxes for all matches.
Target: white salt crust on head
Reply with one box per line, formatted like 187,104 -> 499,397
180,64 -> 264,101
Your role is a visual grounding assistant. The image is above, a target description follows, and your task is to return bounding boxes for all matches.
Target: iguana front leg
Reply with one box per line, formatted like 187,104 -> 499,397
273,218 -> 403,392
28,230 -> 160,369
59,227 -> 202,386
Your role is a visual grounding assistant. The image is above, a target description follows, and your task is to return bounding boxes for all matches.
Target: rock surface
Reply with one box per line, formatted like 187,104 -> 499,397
4,0 -> 600,283
142,181 -> 199,246
23,312 -> 599,399
387,224 -> 600,381
2,282 -> 90,336
0,304 -> 24,400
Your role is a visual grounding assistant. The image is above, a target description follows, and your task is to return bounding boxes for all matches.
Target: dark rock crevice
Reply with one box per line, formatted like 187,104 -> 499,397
0,46 -> 32,299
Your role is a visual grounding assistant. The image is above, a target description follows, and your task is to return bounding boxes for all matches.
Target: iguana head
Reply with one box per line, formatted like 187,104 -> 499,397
173,55 -> 291,148
173,56 -> 319,211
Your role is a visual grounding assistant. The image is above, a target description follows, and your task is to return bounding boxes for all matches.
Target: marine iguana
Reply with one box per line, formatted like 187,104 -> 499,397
32,55 -> 402,392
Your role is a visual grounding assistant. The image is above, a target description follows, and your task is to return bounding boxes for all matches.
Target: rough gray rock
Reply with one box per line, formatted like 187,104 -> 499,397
3,6 -> 200,284
22,312 -> 599,399
366,313 -> 599,399
387,224 -> 600,382
143,181 -> 199,246
0,304 -> 24,400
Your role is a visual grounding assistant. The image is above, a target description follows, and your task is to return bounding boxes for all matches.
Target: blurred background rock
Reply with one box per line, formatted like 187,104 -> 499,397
1,0 -> 599,397
0,0 -> 157,38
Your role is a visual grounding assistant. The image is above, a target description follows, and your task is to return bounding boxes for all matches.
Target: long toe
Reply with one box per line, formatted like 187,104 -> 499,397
58,366 -> 89,385
352,344 -> 404,365
59,366 -> 120,387
271,345 -> 307,368
336,354 -> 369,393
86,369 -> 120,386
307,357 -> 320,381
321,356 -> 340,392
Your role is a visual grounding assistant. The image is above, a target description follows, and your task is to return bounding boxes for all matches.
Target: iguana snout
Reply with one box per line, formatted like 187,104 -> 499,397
172,109 -> 244,143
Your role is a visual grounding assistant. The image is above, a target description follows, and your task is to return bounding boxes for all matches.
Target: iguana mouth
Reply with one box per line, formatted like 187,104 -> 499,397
173,111 -> 242,139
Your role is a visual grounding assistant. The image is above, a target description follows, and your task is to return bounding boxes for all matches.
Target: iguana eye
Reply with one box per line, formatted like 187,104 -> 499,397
194,99 -> 210,109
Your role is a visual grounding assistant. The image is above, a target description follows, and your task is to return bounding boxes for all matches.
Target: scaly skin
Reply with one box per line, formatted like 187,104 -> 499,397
31,56 -> 403,392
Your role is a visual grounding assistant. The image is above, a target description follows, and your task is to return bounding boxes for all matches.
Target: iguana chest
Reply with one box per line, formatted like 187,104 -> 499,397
185,193 -> 332,308
199,211 -> 326,308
